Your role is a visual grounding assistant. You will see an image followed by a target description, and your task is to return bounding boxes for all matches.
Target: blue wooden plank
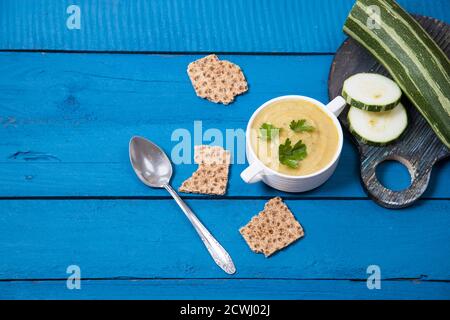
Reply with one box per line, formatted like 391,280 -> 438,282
1,279 -> 449,300
0,0 -> 449,53
0,52 -> 448,198
1,199 -> 449,280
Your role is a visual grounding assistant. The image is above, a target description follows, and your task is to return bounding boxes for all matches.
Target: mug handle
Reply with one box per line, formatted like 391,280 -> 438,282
241,162 -> 264,183
326,96 -> 347,117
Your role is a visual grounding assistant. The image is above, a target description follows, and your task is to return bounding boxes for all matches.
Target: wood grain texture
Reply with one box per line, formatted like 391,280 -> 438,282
1,0 -> 449,300
329,16 -> 450,208
0,0 -> 449,53
1,199 -> 449,280
0,52 -> 448,198
1,279 -> 449,300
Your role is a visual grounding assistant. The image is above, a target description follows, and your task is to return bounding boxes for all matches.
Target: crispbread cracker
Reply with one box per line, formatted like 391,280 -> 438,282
187,54 -> 248,105
179,145 -> 230,195
239,197 -> 304,257
194,145 -> 231,165
179,164 -> 229,195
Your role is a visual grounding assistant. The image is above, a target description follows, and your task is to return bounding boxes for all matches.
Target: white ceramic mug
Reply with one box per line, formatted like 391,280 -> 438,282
241,95 -> 346,192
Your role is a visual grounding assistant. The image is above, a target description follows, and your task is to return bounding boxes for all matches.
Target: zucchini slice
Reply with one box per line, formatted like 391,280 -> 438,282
348,103 -> 408,146
342,73 -> 402,112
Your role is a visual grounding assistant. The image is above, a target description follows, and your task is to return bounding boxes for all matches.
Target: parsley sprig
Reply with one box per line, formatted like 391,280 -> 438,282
278,138 -> 308,169
289,119 -> 315,133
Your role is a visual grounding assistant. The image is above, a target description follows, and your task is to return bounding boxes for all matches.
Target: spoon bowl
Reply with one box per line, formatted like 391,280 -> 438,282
129,136 -> 172,188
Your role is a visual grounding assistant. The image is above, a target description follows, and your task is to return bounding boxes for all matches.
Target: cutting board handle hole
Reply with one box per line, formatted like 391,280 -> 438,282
375,158 -> 413,192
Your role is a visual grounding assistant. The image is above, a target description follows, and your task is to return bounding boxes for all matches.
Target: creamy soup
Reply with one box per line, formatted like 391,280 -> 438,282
250,99 -> 339,176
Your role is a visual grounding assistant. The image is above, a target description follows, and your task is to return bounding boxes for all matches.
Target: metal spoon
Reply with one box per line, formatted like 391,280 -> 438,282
129,136 -> 236,275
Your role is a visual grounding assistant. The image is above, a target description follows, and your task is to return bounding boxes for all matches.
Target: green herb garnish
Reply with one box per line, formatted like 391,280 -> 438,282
278,138 -> 308,168
289,119 -> 315,133
259,123 -> 280,141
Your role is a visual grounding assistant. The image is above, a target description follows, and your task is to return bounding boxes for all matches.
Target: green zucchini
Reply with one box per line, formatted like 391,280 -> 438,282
342,73 -> 402,112
343,0 -> 450,148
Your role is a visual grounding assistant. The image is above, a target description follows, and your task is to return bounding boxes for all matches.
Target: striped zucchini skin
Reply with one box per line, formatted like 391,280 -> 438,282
342,89 -> 398,112
343,0 -> 450,149
348,124 -> 403,147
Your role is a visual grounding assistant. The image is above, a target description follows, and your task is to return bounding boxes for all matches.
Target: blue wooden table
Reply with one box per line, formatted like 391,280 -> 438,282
0,0 -> 449,299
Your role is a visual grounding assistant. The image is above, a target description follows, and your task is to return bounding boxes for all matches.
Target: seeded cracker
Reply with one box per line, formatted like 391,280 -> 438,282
194,145 -> 230,165
240,197 -> 304,257
179,145 -> 231,195
187,54 -> 248,105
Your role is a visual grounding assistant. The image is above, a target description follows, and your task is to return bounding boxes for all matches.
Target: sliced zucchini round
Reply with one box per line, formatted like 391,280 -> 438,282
348,103 -> 408,146
342,73 -> 402,112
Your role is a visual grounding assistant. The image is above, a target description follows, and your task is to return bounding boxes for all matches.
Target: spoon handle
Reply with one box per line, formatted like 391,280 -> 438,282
163,184 -> 236,275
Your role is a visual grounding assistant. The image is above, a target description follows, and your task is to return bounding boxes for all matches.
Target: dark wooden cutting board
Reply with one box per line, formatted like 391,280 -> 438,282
328,15 -> 450,209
